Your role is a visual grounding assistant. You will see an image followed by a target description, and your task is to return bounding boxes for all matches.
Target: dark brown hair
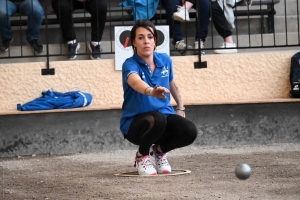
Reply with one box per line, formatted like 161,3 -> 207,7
130,19 -> 158,52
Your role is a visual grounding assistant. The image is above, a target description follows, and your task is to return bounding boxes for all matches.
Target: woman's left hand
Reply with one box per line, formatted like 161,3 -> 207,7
176,110 -> 185,118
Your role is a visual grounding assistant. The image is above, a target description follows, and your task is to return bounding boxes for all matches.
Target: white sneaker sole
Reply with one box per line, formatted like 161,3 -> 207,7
213,48 -> 238,54
173,14 -> 190,22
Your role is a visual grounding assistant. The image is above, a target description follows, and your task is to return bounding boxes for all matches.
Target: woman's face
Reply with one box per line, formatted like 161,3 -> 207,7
133,27 -> 156,57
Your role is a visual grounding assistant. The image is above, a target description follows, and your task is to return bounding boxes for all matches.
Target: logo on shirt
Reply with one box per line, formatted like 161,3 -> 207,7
161,66 -> 169,77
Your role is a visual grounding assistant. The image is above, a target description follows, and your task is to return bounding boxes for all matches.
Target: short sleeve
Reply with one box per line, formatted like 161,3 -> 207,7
122,59 -> 140,84
168,56 -> 174,82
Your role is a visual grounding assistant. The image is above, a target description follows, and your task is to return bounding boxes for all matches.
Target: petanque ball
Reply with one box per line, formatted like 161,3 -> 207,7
235,163 -> 251,180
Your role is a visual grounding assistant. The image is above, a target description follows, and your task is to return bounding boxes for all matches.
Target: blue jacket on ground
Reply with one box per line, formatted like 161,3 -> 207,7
17,90 -> 92,111
119,0 -> 159,21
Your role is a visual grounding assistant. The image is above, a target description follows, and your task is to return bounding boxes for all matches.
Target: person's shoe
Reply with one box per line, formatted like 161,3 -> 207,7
175,40 -> 192,56
213,42 -> 237,54
175,40 -> 189,50
234,0 -> 244,7
0,38 -> 13,52
88,42 -> 101,60
193,40 -> 205,55
151,145 -> 171,174
173,6 -> 190,22
67,42 -> 80,60
28,39 -> 43,53
134,154 -> 157,176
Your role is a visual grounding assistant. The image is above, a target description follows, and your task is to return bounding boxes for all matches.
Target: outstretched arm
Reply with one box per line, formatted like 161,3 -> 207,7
127,73 -> 170,98
169,80 -> 185,118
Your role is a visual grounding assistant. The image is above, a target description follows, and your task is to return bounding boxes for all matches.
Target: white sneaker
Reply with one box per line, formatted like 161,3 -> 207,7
173,6 -> 190,22
134,154 -> 157,176
213,42 -> 237,54
193,40 -> 205,55
175,40 -> 187,50
151,145 -> 171,174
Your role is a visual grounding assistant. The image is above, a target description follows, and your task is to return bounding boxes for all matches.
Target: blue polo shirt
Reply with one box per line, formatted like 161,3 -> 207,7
120,52 -> 175,135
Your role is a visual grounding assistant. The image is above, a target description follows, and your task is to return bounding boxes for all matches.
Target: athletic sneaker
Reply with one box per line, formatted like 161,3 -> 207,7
175,40 -> 192,56
173,6 -> 190,22
88,42 -> 101,60
175,40 -> 187,50
0,38 -> 13,52
28,39 -> 44,53
213,42 -> 237,54
193,40 -> 205,55
67,42 -> 80,60
151,145 -> 171,174
134,154 -> 157,176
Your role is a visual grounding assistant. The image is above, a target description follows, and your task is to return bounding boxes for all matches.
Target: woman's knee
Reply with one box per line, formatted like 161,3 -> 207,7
185,122 -> 198,143
152,112 -> 167,127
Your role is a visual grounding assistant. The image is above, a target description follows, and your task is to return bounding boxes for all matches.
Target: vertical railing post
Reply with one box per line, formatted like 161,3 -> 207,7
194,0 -> 207,69
41,0 -> 55,75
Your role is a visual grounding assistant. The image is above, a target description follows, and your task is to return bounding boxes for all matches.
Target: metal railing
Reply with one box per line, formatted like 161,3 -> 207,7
0,0 -> 299,73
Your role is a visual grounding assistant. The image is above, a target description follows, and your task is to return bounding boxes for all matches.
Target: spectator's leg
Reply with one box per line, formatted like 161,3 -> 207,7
211,1 -> 232,40
51,0 -> 77,42
211,1 -> 237,54
85,0 -> 108,42
0,0 -> 17,40
85,0 -> 107,59
194,0 -> 210,42
192,0 -> 210,55
160,0 -> 182,45
19,0 -> 44,42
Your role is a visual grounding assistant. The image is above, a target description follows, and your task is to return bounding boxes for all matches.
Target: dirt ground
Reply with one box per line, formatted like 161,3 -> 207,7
1,143 -> 300,200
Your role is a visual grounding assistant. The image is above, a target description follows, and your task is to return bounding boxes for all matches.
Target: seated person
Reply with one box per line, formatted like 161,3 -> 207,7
52,0 -> 108,60
0,0 -> 44,53
160,0 -> 191,55
173,0 -> 237,54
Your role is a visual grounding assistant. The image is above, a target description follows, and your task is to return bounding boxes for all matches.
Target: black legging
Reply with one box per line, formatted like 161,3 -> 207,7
51,0 -> 108,42
125,111 -> 198,155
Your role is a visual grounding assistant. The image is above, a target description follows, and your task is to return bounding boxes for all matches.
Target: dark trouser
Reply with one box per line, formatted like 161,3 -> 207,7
125,111 -> 198,156
188,0 -> 210,41
160,0 -> 183,45
211,1 -> 232,39
51,0 -> 108,42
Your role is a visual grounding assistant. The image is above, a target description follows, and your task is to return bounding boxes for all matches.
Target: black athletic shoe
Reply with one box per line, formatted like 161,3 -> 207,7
0,38 -> 12,52
68,42 -> 80,60
29,39 -> 44,53
88,42 -> 101,60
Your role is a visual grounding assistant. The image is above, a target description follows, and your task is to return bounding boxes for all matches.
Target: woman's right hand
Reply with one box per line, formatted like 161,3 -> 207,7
150,86 -> 170,98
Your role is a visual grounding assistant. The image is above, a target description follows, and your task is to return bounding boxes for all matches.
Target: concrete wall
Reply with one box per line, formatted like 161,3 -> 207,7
1,102 -> 300,157
1,50 -> 300,158
0,50 -> 298,113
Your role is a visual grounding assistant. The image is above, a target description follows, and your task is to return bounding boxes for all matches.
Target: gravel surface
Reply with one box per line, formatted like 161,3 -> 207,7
1,143 -> 300,200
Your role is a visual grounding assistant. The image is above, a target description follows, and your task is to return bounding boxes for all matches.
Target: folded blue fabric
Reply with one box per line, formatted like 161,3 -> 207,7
17,90 -> 92,111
